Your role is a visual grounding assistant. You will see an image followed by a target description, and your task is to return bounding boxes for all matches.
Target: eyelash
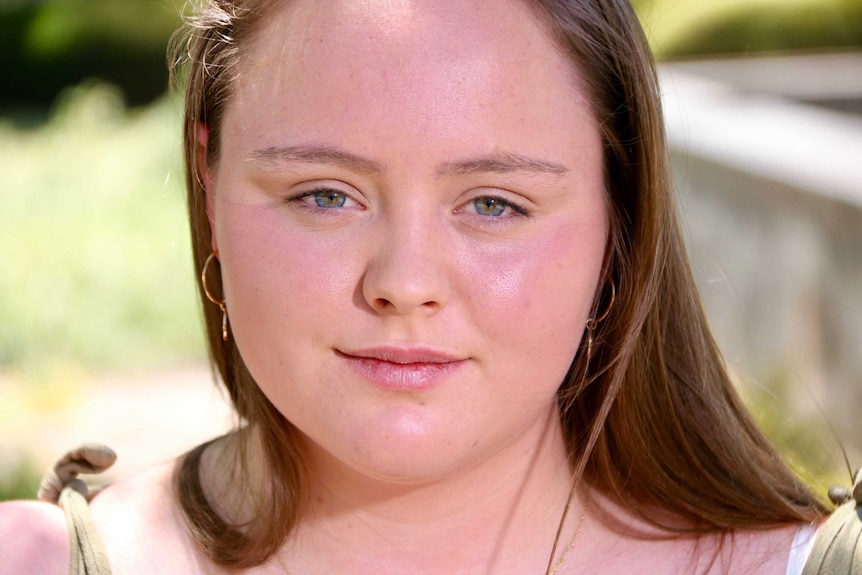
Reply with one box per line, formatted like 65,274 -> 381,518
455,195 -> 533,230
287,188 -> 361,213
287,188 -> 532,224
467,195 -> 531,219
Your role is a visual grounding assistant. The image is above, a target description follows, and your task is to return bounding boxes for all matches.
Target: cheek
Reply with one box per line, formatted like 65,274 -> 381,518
215,204 -> 360,342
460,220 -> 606,362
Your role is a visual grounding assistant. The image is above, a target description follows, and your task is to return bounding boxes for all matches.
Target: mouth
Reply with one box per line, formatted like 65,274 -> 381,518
337,347 -> 467,390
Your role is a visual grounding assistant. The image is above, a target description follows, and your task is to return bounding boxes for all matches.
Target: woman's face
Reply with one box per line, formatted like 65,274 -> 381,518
207,0 -> 607,483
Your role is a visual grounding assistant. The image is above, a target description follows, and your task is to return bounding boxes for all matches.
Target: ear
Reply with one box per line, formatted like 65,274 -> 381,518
196,123 -> 219,254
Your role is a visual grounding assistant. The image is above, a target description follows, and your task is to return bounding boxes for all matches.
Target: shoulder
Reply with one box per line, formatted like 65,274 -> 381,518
719,523 -> 808,575
88,459 -> 212,574
570,493 -> 808,574
629,523 -> 805,574
0,499 -> 69,574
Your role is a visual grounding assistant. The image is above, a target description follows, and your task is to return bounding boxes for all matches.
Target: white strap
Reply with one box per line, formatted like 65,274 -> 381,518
787,523 -> 818,575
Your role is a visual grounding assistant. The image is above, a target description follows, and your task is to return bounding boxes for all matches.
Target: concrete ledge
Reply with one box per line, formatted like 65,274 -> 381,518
660,64 -> 862,209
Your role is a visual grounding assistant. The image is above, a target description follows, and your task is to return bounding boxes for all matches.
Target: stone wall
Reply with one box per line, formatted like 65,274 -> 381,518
660,54 -> 862,457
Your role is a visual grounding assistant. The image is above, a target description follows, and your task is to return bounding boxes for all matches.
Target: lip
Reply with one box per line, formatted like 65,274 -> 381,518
337,347 -> 467,391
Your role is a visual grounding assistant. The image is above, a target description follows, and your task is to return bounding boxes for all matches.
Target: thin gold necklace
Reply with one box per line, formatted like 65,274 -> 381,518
274,552 -> 293,575
547,500 -> 589,575
272,502 -> 589,575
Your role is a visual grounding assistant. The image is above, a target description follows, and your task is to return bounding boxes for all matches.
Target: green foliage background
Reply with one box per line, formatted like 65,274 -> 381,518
633,0 -> 862,58
0,0 -> 180,109
0,83 -> 204,376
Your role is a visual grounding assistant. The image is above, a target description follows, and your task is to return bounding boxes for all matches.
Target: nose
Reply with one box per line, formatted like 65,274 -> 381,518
361,216 -> 450,316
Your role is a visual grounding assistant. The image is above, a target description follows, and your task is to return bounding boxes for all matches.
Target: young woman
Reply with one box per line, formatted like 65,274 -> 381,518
2,0 -> 859,573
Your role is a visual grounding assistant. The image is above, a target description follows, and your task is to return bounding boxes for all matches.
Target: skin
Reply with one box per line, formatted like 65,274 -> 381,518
0,0 -> 802,573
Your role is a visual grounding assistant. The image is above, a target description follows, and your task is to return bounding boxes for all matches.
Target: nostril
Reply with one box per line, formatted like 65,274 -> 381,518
363,283 -> 447,316
360,240 -> 450,315
372,297 -> 394,310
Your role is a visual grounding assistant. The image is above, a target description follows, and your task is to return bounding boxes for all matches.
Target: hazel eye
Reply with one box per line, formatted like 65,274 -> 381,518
309,190 -> 348,208
468,195 -> 529,219
287,186 -> 363,217
288,187 -> 362,211
474,197 -> 507,217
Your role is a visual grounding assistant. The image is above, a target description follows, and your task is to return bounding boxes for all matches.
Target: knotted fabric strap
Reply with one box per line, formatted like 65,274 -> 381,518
38,445 -> 117,575
803,468 -> 862,574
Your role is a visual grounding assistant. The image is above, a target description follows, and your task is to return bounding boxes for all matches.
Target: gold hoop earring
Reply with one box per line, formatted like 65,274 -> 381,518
585,281 -> 616,362
201,251 -> 229,342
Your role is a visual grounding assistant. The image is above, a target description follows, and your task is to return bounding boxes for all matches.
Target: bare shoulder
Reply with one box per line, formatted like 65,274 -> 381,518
89,458 -> 214,574
0,499 -> 69,574
606,523 -> 806,574
573,494 -> 808,575
718,523 -> 807,575
579,522 -> 805,574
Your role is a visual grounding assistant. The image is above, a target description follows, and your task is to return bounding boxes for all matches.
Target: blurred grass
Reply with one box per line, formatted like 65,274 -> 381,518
633,0 -> 862,58
0,458 -> 42,502
740,373 -> 852,497
0,81 -> 204,379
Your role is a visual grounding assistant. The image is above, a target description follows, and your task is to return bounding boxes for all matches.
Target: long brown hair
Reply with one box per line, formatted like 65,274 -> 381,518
171,0 -> 826,567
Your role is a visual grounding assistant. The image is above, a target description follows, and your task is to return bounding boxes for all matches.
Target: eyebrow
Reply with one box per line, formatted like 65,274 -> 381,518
436,151 -> 569,178
247,144 -> 384,174
247,144 -> 568,178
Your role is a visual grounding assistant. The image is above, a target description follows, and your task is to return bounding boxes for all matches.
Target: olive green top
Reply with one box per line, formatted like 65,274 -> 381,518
38,445 -> 116,575
802,468 -> 862,575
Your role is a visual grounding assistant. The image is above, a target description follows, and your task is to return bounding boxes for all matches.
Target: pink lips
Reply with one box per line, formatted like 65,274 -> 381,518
338,347 -> 466,391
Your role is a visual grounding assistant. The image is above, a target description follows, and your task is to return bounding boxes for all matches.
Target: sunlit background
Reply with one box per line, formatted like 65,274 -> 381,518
1,0 -> 860,500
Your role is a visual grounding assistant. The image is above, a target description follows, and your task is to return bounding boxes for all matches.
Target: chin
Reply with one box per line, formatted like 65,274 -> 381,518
308,409 -> 485,485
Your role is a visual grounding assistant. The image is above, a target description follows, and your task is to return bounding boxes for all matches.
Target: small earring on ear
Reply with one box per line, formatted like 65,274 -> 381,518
585,281 -> 616,362
201,251 -> 229,342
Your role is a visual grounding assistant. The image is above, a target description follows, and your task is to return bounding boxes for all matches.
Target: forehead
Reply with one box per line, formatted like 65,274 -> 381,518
223,0 -> 598,167
243,0 -> 571,79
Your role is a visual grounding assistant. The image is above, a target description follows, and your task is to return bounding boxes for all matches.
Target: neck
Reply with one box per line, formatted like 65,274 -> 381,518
279,408 -> 582,575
